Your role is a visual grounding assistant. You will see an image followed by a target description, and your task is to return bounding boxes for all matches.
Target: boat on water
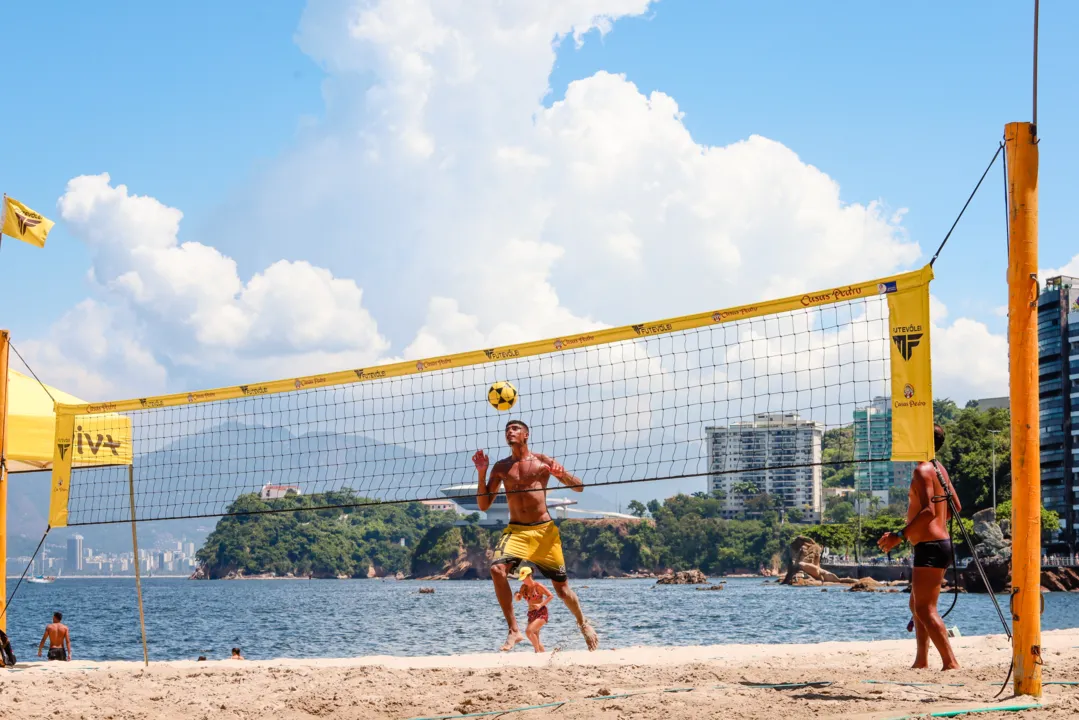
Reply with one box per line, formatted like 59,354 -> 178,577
27,569 -> 61,584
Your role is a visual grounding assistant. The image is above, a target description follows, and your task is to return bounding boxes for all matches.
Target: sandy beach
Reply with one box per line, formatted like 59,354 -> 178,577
1,630 -> 1077,719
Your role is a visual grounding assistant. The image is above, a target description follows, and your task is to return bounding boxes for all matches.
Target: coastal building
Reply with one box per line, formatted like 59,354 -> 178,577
707,412 -> 822,520
260,484 -> 303,500
1038,275 -> 1079,551
67,534 -> 84,572
853,396 -> 916,506
420,499 -> 459,513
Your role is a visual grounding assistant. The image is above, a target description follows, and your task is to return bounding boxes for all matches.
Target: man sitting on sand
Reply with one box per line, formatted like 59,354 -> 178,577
230,647 -> 244,660
37,612 -> 71,662
473,420 -> 599,652
514,566 -> 553,653
877,424 -> 960,671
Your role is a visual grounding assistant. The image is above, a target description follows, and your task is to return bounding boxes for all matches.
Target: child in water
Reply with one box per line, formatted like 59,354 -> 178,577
514,566 -> 553,652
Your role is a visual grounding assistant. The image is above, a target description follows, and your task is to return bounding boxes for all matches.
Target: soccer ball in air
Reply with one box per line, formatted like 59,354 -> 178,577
488,381 -> 518,411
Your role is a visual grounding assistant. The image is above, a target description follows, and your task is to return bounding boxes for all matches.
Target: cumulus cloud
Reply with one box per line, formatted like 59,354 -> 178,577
27,0 -> 1006,407
24,173 -> 390,398
929,297 -> 1008,401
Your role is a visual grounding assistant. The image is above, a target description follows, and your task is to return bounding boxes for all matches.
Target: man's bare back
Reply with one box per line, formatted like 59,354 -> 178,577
38,615 -> 71,661
905,461 -> 953,545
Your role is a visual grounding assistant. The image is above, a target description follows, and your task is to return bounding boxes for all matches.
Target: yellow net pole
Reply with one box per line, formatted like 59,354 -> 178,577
1005,120 -> 1041,697
128,464 -> 149,666
0,330 -> 10,633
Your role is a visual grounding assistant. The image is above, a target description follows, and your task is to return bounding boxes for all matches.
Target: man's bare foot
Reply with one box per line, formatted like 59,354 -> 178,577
911,661 -> 929,669
500,631 -> 524,652
579,621 -> 599,651
941,661 -> 961,671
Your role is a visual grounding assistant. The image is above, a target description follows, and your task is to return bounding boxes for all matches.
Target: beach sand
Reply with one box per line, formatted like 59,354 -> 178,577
2,630 -> 1078,719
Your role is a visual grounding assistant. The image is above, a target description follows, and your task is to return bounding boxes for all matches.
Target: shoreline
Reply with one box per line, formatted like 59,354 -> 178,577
3,631 -> 1076,719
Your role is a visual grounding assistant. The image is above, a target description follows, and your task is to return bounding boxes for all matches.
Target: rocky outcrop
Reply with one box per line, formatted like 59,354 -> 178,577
1042,567 -> 1079,592
782,536 -> 842,585
962,508 -> 1012,593
656,569 -> 709,585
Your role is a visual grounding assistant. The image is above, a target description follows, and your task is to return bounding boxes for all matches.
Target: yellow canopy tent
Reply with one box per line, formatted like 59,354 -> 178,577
6,368 -> 133,472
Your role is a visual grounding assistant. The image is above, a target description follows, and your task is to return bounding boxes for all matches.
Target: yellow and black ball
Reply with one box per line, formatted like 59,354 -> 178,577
487,381 -> 517,411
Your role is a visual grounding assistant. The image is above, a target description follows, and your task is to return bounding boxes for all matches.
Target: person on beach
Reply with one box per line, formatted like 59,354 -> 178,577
473,420 -> 599,652
877,424 -> 961,671
230,647 -> 245,660
37,612 -> 71,662
514,566 -> 553,653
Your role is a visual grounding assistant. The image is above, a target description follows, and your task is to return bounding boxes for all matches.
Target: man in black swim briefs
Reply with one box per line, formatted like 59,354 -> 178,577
878,424 -> 960,671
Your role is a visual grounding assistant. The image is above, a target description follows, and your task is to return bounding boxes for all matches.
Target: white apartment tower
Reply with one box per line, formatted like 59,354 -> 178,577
707,413 -> 823,519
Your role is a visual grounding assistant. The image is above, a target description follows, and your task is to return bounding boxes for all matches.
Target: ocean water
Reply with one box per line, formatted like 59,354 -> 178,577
5,577 -> 1078,662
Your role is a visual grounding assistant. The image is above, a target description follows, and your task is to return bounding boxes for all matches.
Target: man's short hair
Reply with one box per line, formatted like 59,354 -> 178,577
506,420 -> 529,434
232,647 -> 241,655
934,424 -> 945,452
53,612 -> 62,621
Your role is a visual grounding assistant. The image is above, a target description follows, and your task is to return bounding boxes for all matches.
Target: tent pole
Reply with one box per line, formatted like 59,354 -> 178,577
0,330 -> 10,633
128,464 -> 149,665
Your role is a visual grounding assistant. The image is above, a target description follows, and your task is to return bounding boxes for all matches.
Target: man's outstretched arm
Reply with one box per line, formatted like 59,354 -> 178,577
536,454 -> 583,492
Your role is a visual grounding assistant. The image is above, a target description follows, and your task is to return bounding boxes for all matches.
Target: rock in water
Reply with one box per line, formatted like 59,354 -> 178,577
782,536 -> 842,585
849,578 -> 882,592
656,569 -> 709,585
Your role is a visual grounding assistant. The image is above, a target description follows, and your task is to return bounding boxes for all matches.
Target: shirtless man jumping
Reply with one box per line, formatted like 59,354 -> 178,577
877,424 -> 960,671
473,420 -> 599,652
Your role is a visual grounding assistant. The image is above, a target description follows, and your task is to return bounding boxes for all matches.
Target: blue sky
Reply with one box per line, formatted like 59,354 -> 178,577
0,1 -> 1075,404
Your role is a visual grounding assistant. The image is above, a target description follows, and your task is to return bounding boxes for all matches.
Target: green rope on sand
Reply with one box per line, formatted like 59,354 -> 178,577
883,703 -> 1043,720
739,681 -> 833,690
863,680 -> 967,688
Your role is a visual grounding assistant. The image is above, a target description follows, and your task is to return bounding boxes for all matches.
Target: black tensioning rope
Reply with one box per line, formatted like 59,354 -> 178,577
9,338 -> 57,403
929,142 -> 1005,267
0,525 -> 51,623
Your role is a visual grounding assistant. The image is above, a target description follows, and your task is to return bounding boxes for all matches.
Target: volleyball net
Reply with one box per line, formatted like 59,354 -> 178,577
47,265 -> 936,528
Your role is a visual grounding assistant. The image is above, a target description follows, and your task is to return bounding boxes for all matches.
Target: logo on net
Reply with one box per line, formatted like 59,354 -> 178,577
892,332 -> 922,361
56,440 -> 71,461
878,281 -> 898,295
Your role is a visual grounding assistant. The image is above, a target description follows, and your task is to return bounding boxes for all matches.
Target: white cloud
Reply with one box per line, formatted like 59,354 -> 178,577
26,173 -> 390,398
930,297 -> 1008,401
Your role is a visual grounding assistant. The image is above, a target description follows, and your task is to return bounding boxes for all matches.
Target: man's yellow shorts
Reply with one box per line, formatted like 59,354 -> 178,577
491,521 -> 568,583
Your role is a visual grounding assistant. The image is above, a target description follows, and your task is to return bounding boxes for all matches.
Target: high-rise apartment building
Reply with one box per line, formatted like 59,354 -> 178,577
707,412 -> 822,519
67,534 -> 84,572
853,396 -> 917,499
1038,275 -> 1079,550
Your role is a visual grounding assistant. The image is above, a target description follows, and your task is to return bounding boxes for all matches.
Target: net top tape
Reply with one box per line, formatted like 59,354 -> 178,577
56,265 -> 933,416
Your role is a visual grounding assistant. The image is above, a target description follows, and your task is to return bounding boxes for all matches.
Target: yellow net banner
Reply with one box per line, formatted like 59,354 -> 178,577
53,265 -> 935,417
49,413 -> 75,528
887,270 -> 935,462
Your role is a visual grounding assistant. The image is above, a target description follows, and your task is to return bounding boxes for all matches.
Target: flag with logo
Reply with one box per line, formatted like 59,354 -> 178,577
887,264 -> 935,461
1,195 -> 54,248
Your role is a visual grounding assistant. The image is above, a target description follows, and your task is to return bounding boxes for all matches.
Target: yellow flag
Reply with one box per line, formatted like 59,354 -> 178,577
887,265 -> 935,462
2,195 -> 54,248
